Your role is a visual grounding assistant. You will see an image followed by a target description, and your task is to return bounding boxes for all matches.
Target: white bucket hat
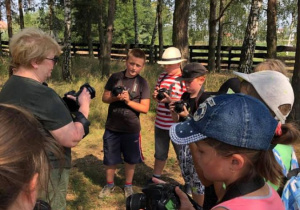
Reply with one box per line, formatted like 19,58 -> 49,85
233,70 -> 294,124
157,47 -> 187,65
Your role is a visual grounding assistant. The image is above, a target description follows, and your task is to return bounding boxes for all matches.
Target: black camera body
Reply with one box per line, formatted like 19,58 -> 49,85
112,86 -> 126,97
63,83 -> 96,112
174,100 -> 189,113
156,88 -> 169,101
126,183 -> 180,210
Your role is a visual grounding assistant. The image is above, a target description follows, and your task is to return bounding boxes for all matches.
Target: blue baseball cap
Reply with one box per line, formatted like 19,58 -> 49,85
170,94 -> 278,151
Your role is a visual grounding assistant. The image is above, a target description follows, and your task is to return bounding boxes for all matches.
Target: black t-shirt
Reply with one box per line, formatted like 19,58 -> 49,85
181,91 -> 211,115
104,70 -> 150,133
0,75 -> 73,168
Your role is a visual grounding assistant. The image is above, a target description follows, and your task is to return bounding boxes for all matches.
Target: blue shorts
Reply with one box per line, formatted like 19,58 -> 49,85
103,129 -> 144,165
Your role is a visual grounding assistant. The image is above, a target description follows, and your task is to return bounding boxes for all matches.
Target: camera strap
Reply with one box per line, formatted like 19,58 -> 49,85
116,71 -> 141,100
218,175 -> 265,204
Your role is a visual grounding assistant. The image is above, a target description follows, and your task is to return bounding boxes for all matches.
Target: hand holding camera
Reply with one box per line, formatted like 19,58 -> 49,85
63,83 -> 96,112
153,87 -> 171,103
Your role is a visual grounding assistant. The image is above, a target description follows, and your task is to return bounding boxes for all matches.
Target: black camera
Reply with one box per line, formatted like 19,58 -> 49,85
174,100 -> 189,113
156,88 -> 169,101
63,83 -> 96,112
111,86 -> 126,97
126,183 -> 180,210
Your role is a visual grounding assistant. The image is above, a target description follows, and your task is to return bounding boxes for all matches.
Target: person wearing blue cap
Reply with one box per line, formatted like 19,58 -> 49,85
169,94 -> 300,210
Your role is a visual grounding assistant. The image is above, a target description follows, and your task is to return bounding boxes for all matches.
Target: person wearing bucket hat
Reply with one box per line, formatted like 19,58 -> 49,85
169,94 -> 300,210
167,62 -> 211,206
150,47 -> 187,184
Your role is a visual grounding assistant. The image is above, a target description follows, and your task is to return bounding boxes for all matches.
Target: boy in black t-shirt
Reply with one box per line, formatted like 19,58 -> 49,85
99,49 -> 150,199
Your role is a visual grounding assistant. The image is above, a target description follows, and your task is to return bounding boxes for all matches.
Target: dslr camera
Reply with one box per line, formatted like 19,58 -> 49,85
63,83 -> 96,112
156,88 -> 169,101
111,86 -> 126,97
126,183 -> 180,210
173,100 -> 189,113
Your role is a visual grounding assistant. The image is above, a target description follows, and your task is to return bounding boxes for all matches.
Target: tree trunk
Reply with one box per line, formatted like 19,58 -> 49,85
158,0 -> 163,60
48,0 -> 56,38
216,0 -> 225,72
98,0 -> 105,61
290,0 -> 300,125
149,10 -> 158,64
267,0 -> 277,58
18,0 -> 25,29
238,0 -> 262,73
62,0 -> 72,81
172,0 -> 190,64
102,0 -> 116,78
5,0 -> 13,38
0,2 -> 3,56
208,0 -> 217,72
133,0 -> 139,47
87,6 -> 93,57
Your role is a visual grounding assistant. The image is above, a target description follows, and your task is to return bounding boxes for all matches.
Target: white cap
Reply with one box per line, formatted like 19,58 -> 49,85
233,70 -> 294,124
157,47 -> 187,65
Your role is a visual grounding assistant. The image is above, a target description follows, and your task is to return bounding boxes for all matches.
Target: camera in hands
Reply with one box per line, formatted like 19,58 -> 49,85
156,88 -> 169,101
63,83 -> 96,112
173,100 -> 189,113
111,86 -> 126,97
126,183 -> 180,210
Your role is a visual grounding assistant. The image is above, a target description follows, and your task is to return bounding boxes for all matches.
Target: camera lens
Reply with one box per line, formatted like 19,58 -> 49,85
126,193 -> 146,210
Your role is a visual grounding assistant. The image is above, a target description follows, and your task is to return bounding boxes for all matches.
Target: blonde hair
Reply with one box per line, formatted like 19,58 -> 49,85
9,28 -> 61,70
254,59 -> 287,76
0,104 -> 60,209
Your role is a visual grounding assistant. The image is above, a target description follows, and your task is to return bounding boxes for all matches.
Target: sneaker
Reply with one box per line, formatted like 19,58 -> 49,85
124,186 -> 134,198
98,185 -> 115,198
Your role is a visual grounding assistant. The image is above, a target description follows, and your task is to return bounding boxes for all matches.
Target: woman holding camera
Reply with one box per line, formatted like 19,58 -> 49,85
168,62 -> 211,207
0,28 -> 92,209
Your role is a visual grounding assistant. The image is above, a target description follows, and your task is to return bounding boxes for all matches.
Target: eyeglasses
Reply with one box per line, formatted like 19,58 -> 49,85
45,56 -> 59,65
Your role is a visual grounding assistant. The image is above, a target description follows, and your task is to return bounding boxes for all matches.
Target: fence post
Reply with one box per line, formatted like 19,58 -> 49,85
228,47 -> 232,71
189,46 -> 193,62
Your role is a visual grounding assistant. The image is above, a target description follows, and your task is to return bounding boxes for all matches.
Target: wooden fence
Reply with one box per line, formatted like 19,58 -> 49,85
0,41 -> 296,71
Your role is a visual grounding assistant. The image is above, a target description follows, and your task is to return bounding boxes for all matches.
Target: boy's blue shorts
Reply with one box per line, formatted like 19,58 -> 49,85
103,129 -> 144,165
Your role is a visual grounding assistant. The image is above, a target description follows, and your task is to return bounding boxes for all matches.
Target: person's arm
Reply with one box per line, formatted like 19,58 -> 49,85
124,92 -> 150,114
50,88 -> 91,148
102,89 -> 122,104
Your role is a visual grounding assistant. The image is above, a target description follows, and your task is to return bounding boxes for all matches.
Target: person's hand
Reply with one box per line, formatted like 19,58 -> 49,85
121,90 -> 130,103
152,88 -> 159,101
77,87 -> 91,107
151,177 -> 166,184
175,186 -> 196,210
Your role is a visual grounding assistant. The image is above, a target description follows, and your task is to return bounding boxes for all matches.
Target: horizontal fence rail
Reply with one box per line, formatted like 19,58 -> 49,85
0,41 -> 296,71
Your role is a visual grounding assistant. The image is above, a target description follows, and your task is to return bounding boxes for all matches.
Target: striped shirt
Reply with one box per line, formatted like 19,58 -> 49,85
154,72 -> 186,130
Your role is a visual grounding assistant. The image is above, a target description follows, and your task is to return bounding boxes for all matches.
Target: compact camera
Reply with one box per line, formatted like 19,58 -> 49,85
173,100 -> 189,113
111,86 -> 126,97
156,88 -> 169,101
126,183 -> 180,210
63,83 -> 96,112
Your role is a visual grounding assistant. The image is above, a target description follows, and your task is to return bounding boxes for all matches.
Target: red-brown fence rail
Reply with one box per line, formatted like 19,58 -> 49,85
1,41 -> 296,71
